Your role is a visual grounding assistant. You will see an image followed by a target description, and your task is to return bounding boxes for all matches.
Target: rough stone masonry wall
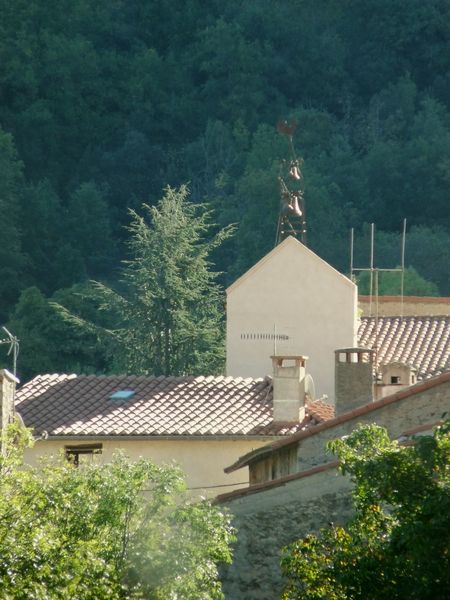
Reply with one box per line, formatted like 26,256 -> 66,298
221,467 -> 353,600
1,371 -> 16,456
220,380 -> 450,599
0,372 -> 15,431
296,380 -> 450,471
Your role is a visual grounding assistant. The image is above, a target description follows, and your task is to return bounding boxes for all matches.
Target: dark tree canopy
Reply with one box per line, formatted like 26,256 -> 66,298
1,0 -> 450,376
54,185 -> 233,377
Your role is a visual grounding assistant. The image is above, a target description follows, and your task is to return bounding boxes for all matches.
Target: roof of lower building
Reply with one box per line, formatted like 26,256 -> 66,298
16,316 -> 448,439
358,315 -> 450,379
15,373 -> 333,438
224,372 -> 450,475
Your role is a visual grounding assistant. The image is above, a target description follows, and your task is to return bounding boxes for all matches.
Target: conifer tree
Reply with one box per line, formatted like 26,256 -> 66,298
0,128 -> 25,317
58,185 -> 234,376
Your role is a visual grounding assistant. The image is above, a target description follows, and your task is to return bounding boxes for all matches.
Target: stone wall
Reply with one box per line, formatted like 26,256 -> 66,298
219,377 -> 450,598
220,466 -> 353,599
247,378 -> 450,485
295,379 -> 450,471
0,370 -> 18,455
335,348 -> 373,416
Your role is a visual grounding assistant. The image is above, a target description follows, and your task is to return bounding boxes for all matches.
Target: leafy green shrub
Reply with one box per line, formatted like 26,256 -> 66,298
0,422 -> 234,599
281,422 -> 450,599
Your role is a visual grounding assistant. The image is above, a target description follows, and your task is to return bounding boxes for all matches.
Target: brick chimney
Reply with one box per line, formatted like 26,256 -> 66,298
271,355 -> 308,422
334,348 -> 374,416
0,369 -> 19,456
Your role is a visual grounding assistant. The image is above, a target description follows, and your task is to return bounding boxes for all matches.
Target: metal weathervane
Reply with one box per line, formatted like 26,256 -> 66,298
275,119 -> 307,246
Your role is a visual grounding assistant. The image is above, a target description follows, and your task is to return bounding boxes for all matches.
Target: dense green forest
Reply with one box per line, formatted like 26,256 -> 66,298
1,0 -> 450,379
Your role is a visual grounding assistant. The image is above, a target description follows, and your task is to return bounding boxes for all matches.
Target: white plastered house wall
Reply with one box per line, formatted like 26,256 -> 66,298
24,437 -> 272,499
226,236 -> 358,401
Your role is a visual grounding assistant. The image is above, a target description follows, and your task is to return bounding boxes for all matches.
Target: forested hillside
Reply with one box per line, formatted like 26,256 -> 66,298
1,0 -> 450,378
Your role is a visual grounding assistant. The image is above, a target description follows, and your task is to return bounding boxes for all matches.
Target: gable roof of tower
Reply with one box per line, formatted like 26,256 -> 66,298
227,236 -> 356,294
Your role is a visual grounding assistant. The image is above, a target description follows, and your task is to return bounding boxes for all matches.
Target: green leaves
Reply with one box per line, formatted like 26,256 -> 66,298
0,423 -> 234,599
57,184 -> 234,377
282,423 -> 450,599
0,127 -> 25,318
3,0 -> 450,373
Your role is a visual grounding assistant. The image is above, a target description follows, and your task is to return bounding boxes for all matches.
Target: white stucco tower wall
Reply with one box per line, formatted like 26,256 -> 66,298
226,236 -> 358,401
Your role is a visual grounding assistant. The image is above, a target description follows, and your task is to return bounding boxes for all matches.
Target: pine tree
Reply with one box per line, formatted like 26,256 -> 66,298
65,181 -> 116,278
58,185 -> 234,376
7,285 -> 111,381
0,128 -> 25,318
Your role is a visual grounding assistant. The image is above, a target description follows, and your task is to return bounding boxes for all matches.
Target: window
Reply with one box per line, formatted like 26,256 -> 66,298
110,390 -> 135,401
65,444 -> 102,466
391,376 -> 401,384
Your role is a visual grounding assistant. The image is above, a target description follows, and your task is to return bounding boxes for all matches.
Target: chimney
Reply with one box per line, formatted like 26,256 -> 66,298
335,348 -> 374,416
374,362 -> 417,400
271,355 -> 308,422
0,369 -> 19,456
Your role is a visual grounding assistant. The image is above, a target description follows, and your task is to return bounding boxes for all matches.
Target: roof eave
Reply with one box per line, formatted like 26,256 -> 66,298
227,236 -> 355,294
224,372 -> 450,472
34,433 -> 286,442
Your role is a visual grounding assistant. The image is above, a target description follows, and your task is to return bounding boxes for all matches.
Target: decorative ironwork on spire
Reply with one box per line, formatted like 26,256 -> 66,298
275,120 -> 307,246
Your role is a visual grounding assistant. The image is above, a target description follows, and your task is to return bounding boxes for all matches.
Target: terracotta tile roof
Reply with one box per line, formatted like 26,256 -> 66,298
225,372 -> 450,473
359,295 -> 450,305
358,316 -> 450,379
217,461 -> 340,504
307,398 -> 335,422
15,374 -> 333,438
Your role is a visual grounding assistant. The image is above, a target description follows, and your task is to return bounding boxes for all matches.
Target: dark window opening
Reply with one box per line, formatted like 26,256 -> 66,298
65,444 -> 102,466
391,376 -> 401,384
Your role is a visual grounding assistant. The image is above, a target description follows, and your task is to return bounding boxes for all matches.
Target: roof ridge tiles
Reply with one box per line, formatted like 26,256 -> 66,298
359,315 -> 449,380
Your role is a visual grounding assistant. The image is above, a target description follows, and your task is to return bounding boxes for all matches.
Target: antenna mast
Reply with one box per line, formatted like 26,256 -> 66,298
350,222 -> 407,372
350,223 -> 406,316
400,218 -> 407,319
0,326 -> 19,380
0,326 -> 19,415
275,120 -> 307,246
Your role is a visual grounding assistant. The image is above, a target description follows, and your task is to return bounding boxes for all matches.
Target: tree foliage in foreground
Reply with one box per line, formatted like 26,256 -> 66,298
281,423 -> 450,600
0,421 -> 234,599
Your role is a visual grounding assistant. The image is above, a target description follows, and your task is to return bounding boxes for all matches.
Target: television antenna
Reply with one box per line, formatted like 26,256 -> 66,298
350,220 -> 407,314
350,220 -> 407,369
275,119 -> 307,246
0,326 -> 19,381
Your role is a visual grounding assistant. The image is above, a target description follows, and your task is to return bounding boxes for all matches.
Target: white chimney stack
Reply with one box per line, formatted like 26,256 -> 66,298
271,355 -> 308,422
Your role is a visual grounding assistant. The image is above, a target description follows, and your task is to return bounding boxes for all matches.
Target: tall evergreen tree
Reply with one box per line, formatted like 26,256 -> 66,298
6,285 -> 111,381
58,185 -> 234,376
65,181 -> 116,278
0,128 -> 25,319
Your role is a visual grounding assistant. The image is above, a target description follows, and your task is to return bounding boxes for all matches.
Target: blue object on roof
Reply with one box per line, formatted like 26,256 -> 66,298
110,390 -> 136,401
